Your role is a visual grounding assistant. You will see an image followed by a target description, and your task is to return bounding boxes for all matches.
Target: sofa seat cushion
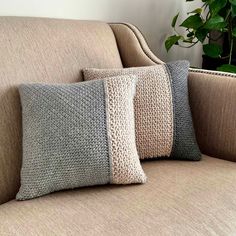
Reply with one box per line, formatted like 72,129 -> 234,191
1,155 -> 236,235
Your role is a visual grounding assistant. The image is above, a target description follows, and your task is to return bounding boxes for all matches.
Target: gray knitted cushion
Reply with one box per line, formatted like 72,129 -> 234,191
17,75 -> 146,200
83,61 -> 201,161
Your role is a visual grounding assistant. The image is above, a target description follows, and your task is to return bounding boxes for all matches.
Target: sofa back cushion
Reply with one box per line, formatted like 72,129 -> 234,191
0,17 -> 123,204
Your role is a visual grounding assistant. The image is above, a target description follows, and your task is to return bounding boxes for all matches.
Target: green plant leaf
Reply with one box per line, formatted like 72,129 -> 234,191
232,27 -> 236,37
171,13 -> 179,28
180,14 -> 203,29
232,5 -> 236,17
203,44 -> 223,58
229,0 -> 236,5
217,64 -> 236,73
204,15 -> 227,30
195,28 -> 208,42
165,35 -> 182,51
188,8 -> 203,14
209,0 -> 227,16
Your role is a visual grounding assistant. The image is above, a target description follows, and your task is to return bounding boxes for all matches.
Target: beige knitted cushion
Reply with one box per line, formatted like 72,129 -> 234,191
83,61 -> 201,161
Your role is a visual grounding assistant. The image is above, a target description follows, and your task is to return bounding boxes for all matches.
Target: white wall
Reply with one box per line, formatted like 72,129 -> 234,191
0,0 -> 202,67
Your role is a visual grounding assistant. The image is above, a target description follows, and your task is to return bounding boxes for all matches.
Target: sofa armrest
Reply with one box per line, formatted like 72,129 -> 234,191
110,23 -> 163,67
189,68 -> 236,161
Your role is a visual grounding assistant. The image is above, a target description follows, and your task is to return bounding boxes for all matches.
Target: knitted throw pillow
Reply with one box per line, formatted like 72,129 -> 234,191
83,61 -> 201,161
17,75 -> 146,200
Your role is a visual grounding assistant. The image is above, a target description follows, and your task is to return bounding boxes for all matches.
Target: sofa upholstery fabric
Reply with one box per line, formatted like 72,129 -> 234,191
189,69 -> 236,162
1,155 -> 236,235
110,23 -> 163,67
83,61 -> 201,160
0,17 -> 123,204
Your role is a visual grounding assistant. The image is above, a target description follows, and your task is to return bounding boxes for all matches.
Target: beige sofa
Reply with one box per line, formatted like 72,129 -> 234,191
1,17 -> 236,235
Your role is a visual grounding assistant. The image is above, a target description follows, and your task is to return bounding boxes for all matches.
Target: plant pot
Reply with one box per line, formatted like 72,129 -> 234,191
202,55 -> 236,71
203,31 -> 236,70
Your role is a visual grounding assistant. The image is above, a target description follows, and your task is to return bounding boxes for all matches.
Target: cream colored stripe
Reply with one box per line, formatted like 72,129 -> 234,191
104,76 -> 146,184
134,66 -> 173,159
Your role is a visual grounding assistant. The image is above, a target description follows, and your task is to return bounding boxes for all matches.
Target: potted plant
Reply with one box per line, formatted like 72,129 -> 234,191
165,0 -> 236,73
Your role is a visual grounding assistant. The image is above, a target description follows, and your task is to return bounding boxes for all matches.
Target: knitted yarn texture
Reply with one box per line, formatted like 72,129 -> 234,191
17,75 -> 146,200
83,61 -> 201,161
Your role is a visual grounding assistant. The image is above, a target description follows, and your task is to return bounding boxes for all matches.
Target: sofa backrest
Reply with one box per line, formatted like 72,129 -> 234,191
0,17 -> 123,204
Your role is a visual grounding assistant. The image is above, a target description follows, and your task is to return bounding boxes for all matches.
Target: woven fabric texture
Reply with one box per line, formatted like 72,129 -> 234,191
189,70 -> 236,162
2,155 -> 236,236
17,75 -> 146,200
83,61 -> 201,160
